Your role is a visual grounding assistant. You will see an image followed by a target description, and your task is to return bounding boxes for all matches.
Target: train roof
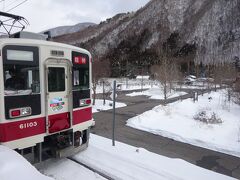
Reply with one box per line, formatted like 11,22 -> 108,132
0,37 -> 91,57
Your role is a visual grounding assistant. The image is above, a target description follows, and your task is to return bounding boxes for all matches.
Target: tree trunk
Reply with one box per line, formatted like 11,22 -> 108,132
164,81 -> 167,103
93,88 -> 96,105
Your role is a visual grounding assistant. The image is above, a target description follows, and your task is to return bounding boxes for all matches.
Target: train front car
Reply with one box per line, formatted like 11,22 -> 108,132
0,37 -> 94,162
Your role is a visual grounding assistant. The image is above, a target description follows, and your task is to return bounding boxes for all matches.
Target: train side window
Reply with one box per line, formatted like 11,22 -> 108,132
48,67 -> 65,92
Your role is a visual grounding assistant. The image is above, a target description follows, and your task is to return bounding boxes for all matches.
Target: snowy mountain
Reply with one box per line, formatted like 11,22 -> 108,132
43,22 -> 95,37
53,0 -> 240,66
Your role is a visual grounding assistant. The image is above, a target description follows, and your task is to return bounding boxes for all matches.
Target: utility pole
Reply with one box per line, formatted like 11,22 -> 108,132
103,80 -> 106,105
112,80 -> 116,146
126,59 -> 129,89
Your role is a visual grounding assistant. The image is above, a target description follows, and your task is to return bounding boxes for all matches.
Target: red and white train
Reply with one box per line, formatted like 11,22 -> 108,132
0,32 -> 94,162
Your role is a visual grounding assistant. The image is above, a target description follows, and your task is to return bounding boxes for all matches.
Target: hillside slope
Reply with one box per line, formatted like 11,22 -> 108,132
54,0 -> 240,66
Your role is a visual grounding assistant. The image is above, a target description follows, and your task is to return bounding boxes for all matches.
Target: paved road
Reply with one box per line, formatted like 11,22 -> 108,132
91,91 -> 240,179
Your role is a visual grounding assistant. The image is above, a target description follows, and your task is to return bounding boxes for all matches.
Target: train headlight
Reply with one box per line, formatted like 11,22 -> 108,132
79,99 -> 91,107
80,99 -> 86,106
22,107 -> 32,115
9,107 -> 32,118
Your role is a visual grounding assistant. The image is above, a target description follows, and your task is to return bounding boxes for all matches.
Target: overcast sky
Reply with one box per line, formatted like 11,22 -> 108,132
0,0 -> 149,32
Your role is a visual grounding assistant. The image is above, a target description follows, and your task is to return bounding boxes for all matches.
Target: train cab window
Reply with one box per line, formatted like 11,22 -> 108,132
3,46 -> 40,96
73,67 -> 89,90
48,67 -> 65,92
4,66 -> 40,96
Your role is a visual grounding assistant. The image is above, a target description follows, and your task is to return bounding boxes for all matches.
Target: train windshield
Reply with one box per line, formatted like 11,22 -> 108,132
4,65 -> 40,96
3,46 -> 40,96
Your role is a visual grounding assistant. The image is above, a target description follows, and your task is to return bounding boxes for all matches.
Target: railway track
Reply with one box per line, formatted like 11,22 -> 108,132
35,157 -> 114,180
67,157 -> 114,180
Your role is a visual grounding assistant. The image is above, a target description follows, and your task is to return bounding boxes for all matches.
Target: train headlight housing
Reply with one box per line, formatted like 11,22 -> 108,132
9,107 -> 32,118
22,107 -> 31,115
79,99 -> 91,107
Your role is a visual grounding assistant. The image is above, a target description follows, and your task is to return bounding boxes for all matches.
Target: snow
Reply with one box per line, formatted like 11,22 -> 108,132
92,99 -> 127,113
0,134 -> 236,180
179,84 -> 219,89
0,145 -> 52,180
40,159 -> 106,180
127,87 -> 187,99
127,90 -> 240,157
72,134 -> 235,180
136,75 -> 150,80
95,78 -> 155,94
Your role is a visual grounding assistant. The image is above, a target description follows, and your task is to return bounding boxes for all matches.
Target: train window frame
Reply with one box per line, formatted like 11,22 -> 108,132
3,45 -> 39,66
72,51 -> 90,91
48,67 -> 66,92
72,67 -> 89,90
7,49 -> 34,62
3,45 -> 40,96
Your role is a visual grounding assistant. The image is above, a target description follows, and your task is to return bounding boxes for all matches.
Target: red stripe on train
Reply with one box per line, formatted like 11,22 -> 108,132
48,112 -> 70,133
0,117 -> 46,142
0,107 -> 92,142
73,107 -> 92,125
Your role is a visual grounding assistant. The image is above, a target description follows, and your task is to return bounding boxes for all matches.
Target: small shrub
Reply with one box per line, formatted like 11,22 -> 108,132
194,110 -> 222,124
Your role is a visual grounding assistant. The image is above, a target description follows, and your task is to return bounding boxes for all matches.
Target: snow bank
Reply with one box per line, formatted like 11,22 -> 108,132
0,146 -> 52,180
92,99 -> 126,113
127,90 -> 240,157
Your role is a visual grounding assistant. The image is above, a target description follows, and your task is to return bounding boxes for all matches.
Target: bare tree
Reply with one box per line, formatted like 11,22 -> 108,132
92,58 -> 110,105
212,63 -> 237,88
232,72 -> 240,104
212,63 -> 239,103
212,65 -> 225,91
150,56 -> 182,102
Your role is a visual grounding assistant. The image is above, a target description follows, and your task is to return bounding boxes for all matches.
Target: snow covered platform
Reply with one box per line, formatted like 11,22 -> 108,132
71,134 -> 235,180
0,134 -> 236,180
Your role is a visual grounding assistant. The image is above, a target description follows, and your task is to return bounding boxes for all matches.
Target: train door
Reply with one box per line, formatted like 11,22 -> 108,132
45,59 -> 72,134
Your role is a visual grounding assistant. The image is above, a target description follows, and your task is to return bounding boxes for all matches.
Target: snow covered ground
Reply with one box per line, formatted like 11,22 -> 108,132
92,99 -> 127,113
178,83 -> 221,90
95,78 -> 220,95
40,158 -> 106,180
42,134 -> 235,180
1,134 -> 236,180
126,87 -> 187,99
127,90 -> 240,157
95,78 -> 156,94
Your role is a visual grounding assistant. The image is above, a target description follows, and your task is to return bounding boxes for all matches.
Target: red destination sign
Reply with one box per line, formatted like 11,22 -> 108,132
74,56 -> 87,64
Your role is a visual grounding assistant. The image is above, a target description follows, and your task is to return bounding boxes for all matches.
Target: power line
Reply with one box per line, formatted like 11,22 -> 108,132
5,0 -> 22,9
0,0 -> 5,11
6,0 -> 27,12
